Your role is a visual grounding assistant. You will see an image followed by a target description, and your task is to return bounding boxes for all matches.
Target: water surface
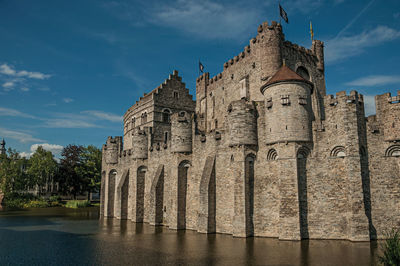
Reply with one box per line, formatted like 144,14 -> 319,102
0,208 -> 379,265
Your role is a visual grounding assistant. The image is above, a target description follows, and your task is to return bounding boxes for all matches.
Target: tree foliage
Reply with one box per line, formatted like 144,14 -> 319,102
76,145 -> 102,194
0,148 -> 29,194
57,144 -> 102,198
0,144 -> 102,199
57,144 -> 84,198
27,146 -> 58,192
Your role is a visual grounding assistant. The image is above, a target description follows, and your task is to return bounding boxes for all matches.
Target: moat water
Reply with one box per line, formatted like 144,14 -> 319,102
0,207 -> 380,265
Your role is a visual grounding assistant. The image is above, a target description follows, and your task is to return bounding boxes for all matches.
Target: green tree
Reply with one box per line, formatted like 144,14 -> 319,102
27,146 -> 58,195
57,144 -> 84,199
0,148 -> 28,194
76,145 -> 102,200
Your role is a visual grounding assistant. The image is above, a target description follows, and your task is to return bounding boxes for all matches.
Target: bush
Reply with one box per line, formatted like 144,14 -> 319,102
3,192 -> 61,209
5,192 -> 36,201
380,229 -> 400,266
23,200 -> 49,208
4,198 -> 26,209
65,200 -> 91,209
48,195 -> 61,202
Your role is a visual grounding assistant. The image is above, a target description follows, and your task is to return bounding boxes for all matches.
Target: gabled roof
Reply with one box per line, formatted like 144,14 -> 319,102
260,65 -> 313,93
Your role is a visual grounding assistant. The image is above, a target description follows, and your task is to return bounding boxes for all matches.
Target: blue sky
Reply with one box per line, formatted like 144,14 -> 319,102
0,0 -> 399,157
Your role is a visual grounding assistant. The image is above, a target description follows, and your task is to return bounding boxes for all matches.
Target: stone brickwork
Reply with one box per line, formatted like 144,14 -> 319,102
100,20 -> 400,241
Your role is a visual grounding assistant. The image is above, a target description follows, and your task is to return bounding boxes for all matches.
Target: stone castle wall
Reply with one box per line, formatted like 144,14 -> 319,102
100,20 -> 400,241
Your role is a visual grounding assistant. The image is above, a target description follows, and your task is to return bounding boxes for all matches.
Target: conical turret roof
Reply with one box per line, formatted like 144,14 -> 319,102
260,65 -> 313,93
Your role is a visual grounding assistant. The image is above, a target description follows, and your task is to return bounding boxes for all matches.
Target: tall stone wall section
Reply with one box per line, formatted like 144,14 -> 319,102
366,91 -> 400,238
100,20 -> 400,242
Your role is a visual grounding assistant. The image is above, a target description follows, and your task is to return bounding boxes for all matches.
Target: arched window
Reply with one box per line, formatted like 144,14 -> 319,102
132,117 -> 136,128
385,145 -> 400,157
162,109 -> 171,123
296,66 -> 310,81
141,112 -> 147,124
331,146 -> 346,157
267,149 -> 278,160
297,146 -> 311,159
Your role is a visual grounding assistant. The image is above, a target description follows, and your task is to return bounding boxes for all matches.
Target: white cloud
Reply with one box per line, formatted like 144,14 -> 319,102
3,81 -> 14,88
363,95 -> 376,116
38,87 -> 50,91
20,151 -> 32,158
0,127 -> 45,143
0,63 -> 51,80
0,107 -> 37,119
150,0 -> 263,40
20,143 -> 64,158
63,98 -> 74,103
43,119 -> 99,128
82,110 -> 122,122
30,143 -> 64,156
20,87 -> 30,92
0,64 -> 16,75
346,75 -> 400,87
325,26 -> 400,63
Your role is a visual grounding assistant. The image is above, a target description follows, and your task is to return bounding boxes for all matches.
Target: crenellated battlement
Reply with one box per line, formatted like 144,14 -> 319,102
324,90 -> 364,107
380,91 -> 400,104
376,90 -> 400,142
104,136 -> 123,164
223,45 -> 251,71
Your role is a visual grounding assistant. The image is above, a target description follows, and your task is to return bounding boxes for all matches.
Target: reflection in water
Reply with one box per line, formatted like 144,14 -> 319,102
0,208 -> 379,265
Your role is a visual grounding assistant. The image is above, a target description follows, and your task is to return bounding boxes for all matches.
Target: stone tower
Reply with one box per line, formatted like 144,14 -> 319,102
261,65 -> 313,144
0,139 -> 6,155
227,100 -> 258,147
171,111 -> 192,153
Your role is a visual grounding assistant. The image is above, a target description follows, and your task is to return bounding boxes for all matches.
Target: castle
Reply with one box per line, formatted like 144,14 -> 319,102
100,20 -> 400,241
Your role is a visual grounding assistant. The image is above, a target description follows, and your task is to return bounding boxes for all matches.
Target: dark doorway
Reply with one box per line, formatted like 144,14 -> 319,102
136,166 -> 147,222
100,171 -> 105,216
297,148 -> 309,239
178,160 -> 190,229
108,170 -> 117,217
245,154 -> 255,236
155,168 -> 164,225
120,171 -> 129,220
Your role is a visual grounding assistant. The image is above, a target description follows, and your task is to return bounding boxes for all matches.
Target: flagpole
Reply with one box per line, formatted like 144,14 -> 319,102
278,0 -> 281,25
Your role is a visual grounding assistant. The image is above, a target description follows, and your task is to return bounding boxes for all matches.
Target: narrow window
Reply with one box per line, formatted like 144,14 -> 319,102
142,112 -> 147,124
173,91 -> 179,99
164,132 -> 168,144
162,109 -> 171,123
212,96 -> 215,118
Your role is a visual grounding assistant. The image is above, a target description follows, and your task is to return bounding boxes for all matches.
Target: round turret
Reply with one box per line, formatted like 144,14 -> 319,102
258,21 -> 284,80
261,65 -> 313,144
227,100 -> 258,146
132,128 -> 148,159
105,136 -> 121,164
171,111 -> 192,153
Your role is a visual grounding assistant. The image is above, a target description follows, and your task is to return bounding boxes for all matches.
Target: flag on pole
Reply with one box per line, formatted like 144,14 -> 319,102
279,4 -> 288,24
310,21 -> 314,41
199,61 -> 204,73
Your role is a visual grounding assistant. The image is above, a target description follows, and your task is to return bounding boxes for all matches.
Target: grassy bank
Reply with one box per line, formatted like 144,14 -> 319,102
65,200 -> 91,209
2,193 -> 93,209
